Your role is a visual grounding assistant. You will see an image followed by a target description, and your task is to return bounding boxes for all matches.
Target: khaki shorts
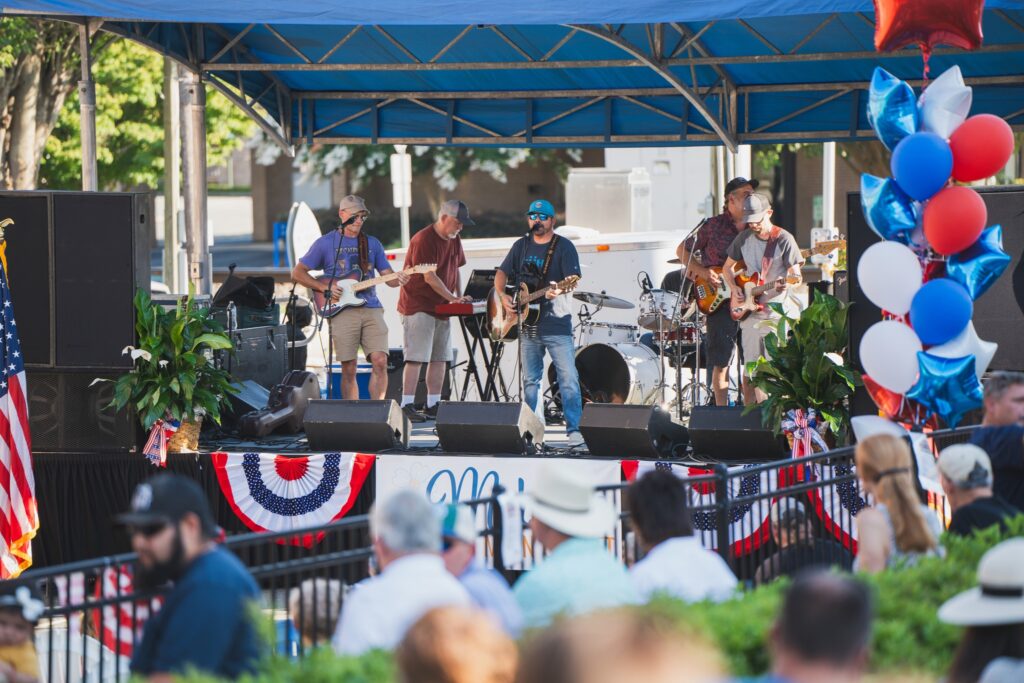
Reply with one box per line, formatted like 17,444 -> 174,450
740,313 -> 780,367
402,312 -> 453,363
329,307 -> 389,362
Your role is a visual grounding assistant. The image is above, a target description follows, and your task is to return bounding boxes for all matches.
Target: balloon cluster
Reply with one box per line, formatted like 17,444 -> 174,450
858,65 -> 1014,429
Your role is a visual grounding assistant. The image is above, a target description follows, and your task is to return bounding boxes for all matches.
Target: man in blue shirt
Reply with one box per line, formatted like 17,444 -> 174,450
291,195 -> 409,399
970,372 -> 1024,511
495,199 -> 584,446
118,474 -> 261,681
513,462 -> 638,629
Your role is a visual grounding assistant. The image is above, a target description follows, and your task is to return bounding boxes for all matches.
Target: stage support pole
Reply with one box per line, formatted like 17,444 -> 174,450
822,141 -> 837,230
77,23 -> 98,191
163,58 -> 181,293
180,69 -> 211,295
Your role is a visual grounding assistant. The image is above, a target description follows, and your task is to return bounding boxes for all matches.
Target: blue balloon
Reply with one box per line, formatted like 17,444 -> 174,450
890,132 -> 953,201
867,67 -> 919,151
909,278 -> 972,345
860,174 -> 917,243
947,224 -> 1012,300
906,352 -> 983,428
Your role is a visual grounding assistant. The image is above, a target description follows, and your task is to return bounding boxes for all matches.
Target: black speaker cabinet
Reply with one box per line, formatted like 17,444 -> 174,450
26,369 -> 139,453
303,399 -> 409,451
579,404 -> 688,459
435,401 -> 544,455
0,191 -> 151,369
688,406 -> 787,463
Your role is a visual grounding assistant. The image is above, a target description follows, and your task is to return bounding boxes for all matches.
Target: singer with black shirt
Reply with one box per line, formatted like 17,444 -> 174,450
494,200 -> 584,448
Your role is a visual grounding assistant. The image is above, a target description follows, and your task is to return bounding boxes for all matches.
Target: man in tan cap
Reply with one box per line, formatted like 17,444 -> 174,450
292,195 -> 410,400
938,443 -> 1021,537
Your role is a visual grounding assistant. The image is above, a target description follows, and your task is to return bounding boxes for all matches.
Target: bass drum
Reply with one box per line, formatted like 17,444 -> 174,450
548,342 -> 662,407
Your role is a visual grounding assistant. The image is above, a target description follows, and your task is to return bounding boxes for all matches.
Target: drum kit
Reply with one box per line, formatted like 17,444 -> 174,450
545,264 -> 714,420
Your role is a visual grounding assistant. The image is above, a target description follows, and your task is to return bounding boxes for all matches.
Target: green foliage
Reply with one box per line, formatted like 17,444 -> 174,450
40,39 -> 254,190
745,291 -> 861,440
106,289 -> 235,429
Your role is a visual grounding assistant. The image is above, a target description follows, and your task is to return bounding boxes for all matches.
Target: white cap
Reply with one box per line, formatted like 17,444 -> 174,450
937,444 -> 993,489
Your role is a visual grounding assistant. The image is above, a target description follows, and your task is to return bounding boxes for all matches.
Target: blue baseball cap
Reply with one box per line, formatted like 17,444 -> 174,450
526,199 -> 555,219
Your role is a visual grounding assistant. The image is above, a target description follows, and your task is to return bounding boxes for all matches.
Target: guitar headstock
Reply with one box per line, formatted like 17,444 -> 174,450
559,275 -> 581,292
810,239 -> 846,255
408,263 -> 438,274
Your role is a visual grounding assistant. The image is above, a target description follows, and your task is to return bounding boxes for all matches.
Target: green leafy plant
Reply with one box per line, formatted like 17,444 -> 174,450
745,291 -> 862,441
106,289 -> 235,429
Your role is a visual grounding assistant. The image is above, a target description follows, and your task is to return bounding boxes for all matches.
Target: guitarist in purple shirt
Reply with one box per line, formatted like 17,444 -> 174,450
291,195 -> 408,400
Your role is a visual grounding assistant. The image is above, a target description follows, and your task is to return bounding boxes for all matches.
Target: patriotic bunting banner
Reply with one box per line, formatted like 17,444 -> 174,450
211,452 -> 373,543
92,566 -> 161,658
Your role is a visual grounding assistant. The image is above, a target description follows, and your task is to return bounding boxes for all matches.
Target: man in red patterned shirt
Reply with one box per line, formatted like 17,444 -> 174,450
676,177 -> 757,406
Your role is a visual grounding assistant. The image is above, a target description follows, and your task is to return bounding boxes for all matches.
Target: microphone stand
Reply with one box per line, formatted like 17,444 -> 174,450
323,215 -> 358,399
677,216 -> 709,420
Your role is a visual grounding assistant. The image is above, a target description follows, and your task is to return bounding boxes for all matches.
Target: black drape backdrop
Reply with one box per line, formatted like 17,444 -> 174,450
31,451 -> 376,568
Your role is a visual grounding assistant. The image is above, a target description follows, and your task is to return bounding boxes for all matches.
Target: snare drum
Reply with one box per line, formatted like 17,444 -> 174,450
638,289 -> 683,331
579,322 -> 639,346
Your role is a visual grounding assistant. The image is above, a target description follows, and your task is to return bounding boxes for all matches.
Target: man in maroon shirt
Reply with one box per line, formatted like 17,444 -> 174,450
397,200 -> 473,422
676,177 -> 757,406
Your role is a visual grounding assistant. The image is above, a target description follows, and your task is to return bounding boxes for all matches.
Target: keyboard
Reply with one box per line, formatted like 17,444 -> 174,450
435,300 -> 486,316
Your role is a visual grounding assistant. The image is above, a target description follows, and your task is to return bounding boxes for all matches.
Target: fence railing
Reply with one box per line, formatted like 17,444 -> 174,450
19,426 -> 976,682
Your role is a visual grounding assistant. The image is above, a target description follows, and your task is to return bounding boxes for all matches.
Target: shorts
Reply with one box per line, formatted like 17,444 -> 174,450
402,312 -> 453,363
329,307 -> 389,362
705,305 -> 738,368
740,313 -> 780,367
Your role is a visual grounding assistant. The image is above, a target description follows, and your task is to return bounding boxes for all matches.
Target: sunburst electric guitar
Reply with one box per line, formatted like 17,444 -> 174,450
691,239 -> 846,315
312,263 -> 436,318
486,275 -> 581,341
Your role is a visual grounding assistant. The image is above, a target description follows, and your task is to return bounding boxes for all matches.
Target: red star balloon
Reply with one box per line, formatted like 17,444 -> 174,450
863,374 -> 940,429
874,0 -> 985,53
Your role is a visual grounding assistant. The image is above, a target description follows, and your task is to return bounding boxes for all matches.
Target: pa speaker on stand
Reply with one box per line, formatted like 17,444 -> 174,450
435,402 -> 544,455
579,404 -> 688,459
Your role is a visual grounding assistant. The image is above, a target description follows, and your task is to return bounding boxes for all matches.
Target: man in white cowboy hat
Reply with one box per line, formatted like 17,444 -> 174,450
938,444 -> 1021,538
939,538 -> 1024,683
513,462 -> 639,629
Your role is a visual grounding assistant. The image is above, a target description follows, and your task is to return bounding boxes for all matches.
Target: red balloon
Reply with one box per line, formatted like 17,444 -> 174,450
922,186 -> 986,256
949,114 -> 1016,182
863,374 -> 940,429
874,0 -> 984,53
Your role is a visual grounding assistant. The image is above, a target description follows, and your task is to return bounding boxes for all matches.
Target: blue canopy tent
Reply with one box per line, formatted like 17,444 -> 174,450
5,0 -> 1024,151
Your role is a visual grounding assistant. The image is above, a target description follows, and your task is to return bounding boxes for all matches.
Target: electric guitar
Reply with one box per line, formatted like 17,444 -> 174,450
691,239 -> 846,314
729,273 -> 803,321
312,264 -> 437,318
486,275 -> 581,342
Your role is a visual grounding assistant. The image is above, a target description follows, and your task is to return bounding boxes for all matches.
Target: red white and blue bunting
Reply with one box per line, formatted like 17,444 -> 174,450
211,452 -> 373,538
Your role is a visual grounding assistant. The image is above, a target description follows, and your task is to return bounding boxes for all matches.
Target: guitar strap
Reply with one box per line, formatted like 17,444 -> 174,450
757,226 -> 782,286
357,231 -> 371,276
539,234 -> 561,283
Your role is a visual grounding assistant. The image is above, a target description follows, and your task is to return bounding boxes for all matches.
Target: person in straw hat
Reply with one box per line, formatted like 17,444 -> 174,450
513,462 -> 639,629
939,538 -> 1024,683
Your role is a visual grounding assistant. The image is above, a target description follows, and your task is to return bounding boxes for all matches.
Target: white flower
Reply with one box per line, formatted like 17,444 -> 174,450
130,349 -> 152,363
122,345 -> 135,355
824,353 -> 844,366
159,360 -> 169,368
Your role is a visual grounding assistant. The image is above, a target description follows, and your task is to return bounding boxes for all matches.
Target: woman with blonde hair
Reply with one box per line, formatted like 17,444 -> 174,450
854,434 -> 943,573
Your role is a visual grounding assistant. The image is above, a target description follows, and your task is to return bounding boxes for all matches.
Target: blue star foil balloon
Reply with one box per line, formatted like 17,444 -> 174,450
867,67 -> 919,151
947,224 -> 1011,301
861,174 -> 917,243
906,352 -> 984,429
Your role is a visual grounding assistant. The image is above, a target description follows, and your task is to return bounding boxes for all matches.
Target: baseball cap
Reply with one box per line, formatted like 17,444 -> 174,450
339,194 -> 370,215
526,199 -> 556,219
742,193 -> 772,223
116,473 -> 219,537
725,176 -> 759,196
938,444 -> 993,489
440,199 -> 475,226
439,503 -> 476,545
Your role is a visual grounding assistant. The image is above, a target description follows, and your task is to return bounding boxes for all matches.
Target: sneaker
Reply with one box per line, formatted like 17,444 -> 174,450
423,403 -> 439,420
566,431 -> 586,448
402,404 -> 428,424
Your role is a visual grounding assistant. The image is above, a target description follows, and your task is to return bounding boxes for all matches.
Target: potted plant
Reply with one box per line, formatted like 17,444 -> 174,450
745,291 -> 862,448
106,289 -> 235,452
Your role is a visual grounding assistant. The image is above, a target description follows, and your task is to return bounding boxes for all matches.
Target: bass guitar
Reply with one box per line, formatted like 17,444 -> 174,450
691,239 -> 846,315
486,275 -> 581,342
729,273 -> 803,321
312,263 -> 436,318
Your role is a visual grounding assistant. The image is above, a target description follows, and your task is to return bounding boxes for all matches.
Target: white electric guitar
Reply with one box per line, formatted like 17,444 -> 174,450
312,264 -> 436,318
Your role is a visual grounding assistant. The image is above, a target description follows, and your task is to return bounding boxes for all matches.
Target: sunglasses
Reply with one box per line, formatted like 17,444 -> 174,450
128,522 -> 169,538
528,213 -> 551,221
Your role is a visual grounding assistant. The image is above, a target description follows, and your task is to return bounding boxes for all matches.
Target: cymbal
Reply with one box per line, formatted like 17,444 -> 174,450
573,291 -> 635,310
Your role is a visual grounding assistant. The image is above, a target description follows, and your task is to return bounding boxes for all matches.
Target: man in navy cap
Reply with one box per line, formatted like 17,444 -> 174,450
495,200 -> 584,447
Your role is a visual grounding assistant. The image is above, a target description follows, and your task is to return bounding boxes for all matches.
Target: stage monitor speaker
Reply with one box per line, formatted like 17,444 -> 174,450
1,191 -> 151,369
435,401 -> 544,455
222,380 -> 271,428
688,406 -> 787,463
579,404 -> 688,459
26,369 -> 138,453
303,400 -> 409,451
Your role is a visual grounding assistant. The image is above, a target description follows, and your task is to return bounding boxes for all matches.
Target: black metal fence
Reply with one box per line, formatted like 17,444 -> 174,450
16,427 -> 974,682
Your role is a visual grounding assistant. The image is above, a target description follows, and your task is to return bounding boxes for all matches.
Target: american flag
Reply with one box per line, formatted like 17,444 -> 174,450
0,260 -> 37,578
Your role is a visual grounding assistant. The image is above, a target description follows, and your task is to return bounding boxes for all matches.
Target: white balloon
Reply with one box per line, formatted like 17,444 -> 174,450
918,65 -> 973,140
859,320 -> 923,393
856,241 -> 923,315
930,321 -> 998,381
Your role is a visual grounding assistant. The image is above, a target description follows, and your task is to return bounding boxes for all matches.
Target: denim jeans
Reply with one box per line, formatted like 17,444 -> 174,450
522,334 -> 582,433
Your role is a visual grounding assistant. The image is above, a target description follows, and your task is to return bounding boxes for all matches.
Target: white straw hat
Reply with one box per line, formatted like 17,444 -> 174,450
939,538 -> 1024,626
521,462 -> 615,539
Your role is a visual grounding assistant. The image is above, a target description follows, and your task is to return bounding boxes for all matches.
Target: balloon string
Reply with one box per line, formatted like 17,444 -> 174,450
920,44 -> 931,80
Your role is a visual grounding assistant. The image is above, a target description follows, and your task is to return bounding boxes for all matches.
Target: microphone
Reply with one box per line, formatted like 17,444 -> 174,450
341,214 -> 359,228
529,222 -> 543,233
639,271 -> 653,294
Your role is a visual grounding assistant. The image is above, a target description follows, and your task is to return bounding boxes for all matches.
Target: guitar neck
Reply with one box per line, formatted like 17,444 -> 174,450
749,276 -> 800,298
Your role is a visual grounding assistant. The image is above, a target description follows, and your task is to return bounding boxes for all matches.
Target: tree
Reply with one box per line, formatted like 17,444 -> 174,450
754,141 -> 891,180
